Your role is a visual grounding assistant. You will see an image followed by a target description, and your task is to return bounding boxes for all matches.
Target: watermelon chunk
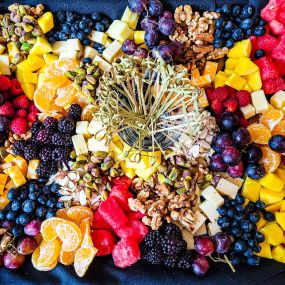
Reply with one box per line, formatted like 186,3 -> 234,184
261,0 -> 281,22
91,229 -> 117,256
109,185 -> 133,213
278,11 -> 285,24
91,210 -> 113,230
272,41 -> 285,63
256,34 -> 279,52
249,35 -> 257,58
263,76 -> 285,94
98,197 -> 128,230
114,220 -> 149,243
127,210 -> 145,220
254,56 -> 280,80
269,20 -> 285,35
112,237 -> 140,268
111,175 -> 132,189
273,59 -> 285,75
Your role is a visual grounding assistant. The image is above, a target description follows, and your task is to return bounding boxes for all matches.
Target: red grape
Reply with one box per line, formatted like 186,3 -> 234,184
1,220 -> 15,230
122,40 -> 137,55
194,236 -> 214,256
210,153 -> 227,172
232,127 -> 251,146
148,0 -> 163,17
222,147 -> 241,166
24,219 -> 42,236
227,161 -> 244,178
192,255 -> 209,277
213,133 -> 233,149
3,252 -> 25,269
157,44 -> 173,62
128,0 -> 147,13
17,236 -> 38,255
158,18 -> 176,35
145,29 -> 159,48
134,48 -> 148,58
161,11 -> 173,19
141,16 -> 158,31
213,232 -> 231,254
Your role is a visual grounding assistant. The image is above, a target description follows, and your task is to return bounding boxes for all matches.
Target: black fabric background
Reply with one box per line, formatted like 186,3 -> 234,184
1,0 -> 284,284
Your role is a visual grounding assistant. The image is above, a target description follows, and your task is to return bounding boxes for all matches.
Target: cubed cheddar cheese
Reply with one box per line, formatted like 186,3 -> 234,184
198,89 -> 209,108
260,173 -> 284,192
191,74 -> 212,88
0,174 -> 8,185
203,61 -> 218,80
27,160 -> 40,179
191,68 -> 200,79
120,161 -> 136,179
0,190 -> 9,209
0,185 -> 4,196
191,210 -> 207,234
7,165 -> 26,187
240,104 -> 256,119
134,31 -> 145,45
251,90 -> 269,114
260,222 -> 284,246
72,134 -> 88,155
102,40 -> 122,63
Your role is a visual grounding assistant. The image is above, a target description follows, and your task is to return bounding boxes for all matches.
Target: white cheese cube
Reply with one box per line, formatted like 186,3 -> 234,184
207,221 -> 221,236
270,90 -> 285,109
89,31 -> 107,45
102,40 -> 122,63
193,185 -> 201,212
240,104 -> 256,119
0,55 -> 11,75
216,178 -> 239,199
72,134 -> 88,155
84,46 -> 99,60
106,20 -> 133,42
201,186 -> 224,208
104,38 -> 112,47
59,50 -> 77,60
181,229 -> 194,250
251,90 -> 269,114
218,173 -> 244,188
199,200 -> 220,223
88,137 -> 108,152
93,55 -> 111,72
191,210 -> 207,234
87,119 -> 105,138
194,223 -> 207,236
121,7 -> 140,30
76,121 -> 89,135
67,39 -> 82,51
52,41 -> 68,55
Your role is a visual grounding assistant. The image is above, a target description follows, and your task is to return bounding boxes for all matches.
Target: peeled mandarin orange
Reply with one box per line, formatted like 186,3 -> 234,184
59,248 -> 76,266
260,146 -> 281,173
41,217 -> 64,241
74,246 -> 97,277
272,120 -> 285,136
32,247 -> 58,271
81,105 -> 98,120
260,105 -> 283,130
67,206 -> 93,225
80,218 -> 93,247
247,123 -> 271,144
37,239 -> 61,267
55,84 -> 77,107
56,208 -> 76,222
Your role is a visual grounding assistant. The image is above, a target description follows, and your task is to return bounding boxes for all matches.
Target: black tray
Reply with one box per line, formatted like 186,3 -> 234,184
1,0 -> 284,284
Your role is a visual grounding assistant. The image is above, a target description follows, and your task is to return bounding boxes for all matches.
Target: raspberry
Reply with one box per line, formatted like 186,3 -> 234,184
15,109 -> 27,118
212,87 -> 229,102
9,79 -> 22,96
67,104 -> 82,121
36,129 -> 52,144
27,111 -> 38,123
223,97 -> 239,112
0,75 -> 12,92
236,90 -> 251,107
211,100 -> 224,115
205,87 -> 215,102
0,101 -> 15,118
28,102 -> 39,113
227,86 -> 237,97
10,118 -> 28,135
12,95 -> 29,110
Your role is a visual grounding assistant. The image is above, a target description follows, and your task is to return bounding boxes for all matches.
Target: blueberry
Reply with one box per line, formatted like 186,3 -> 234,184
56,201 -> 64,209
236,213 -> 245,221
255,231 -> 265,243
235,194 -> 245,205
82,38 -> 91,46
245,202 -> 256,214
59,32 -> 69,40
244,248 -> 253,257
231,220 -> 240,228
84,27 -> 92,34
223,32 -> 231,39
217,206 -> 228,216
230,200 -> 237,207
253,27 -> 266,36
82,57 -> 92,64
230,227 -> 242,237
101,17 -> 110,29
77,31 -> 85,41
259,19 -> 266,26
29,183 -> 39,193
6,211 -> 17,221
245,164 -> 265,180
246,29 -> 253,36
37,195 -> 47,205
227,208 -> 236,218
235,17 -> 243,24
252,244 -> 261,253
215,29 -> 223,38
242,5 -> 254,19
62,23 -> 71,33
79,21 -> 88,30
255,200 -> 265,211
15,217 -> 21,224
91,12 -> 102,21
224,21 -> 236,32
249,212 -> 260,223
248,239 -> 258,249
18,213 -> 30,225
217,216 -> 230,228
70,32 -> 77,39
221,4 -> 231,15
232,5 -> 241,16
264,211 -> 275,221
36,206 -> 47,218
48,36 -> 56,44
47,198 -> 57,208
42,186 -> 51,195
230,254 -> 241,266
240,220 -> 254,232
215,18 -> 224,29
66,12 -> 75,23
46,209 -> 56,219
254,49 -> 265,59
232,28 -> 244,41
81,15 -> 89,21
213,38 -> 224,48
11,200 -> 21,212
240,18 -> 253,30
0,209 -> 5,220
242,232 -> 252,241
216,8 -> 222,13
74,23 -> 80,31
22,199 -> 35,213
95,22 -> 105,32
235,205 -> 244,213
234,240 -> 247,253
7,188 -> 18,201
247,255 -> 260,266
57,11 -> 66,23
12,225 -> 24,237
5,202 -> 12,211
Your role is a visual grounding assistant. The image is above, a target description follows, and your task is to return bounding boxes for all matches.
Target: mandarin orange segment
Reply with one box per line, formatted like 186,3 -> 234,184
272,120 -> 285,136
41,217 -> 64,241
32,247 -> 58,271
56,208 -> 75,222
37,239 -> 61,267
74,246 -> 97,277
80,218 -> 93,247
260,106 -> 283,130
43,74 -> 70,89
66,206 -> 93,225
55,84 -> 77,107
59,248 -> 76,266
260,146 -> 281,173
247,123 -> 271,144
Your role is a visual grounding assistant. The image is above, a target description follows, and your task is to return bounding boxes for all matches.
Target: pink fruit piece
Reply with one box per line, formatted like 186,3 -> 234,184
3,252 -> 25,269
127,210 -> 145,220
111,175 -> 132,189
114,220 -> 149,243
272,41 -> 285,63
261,0 -> 281,22
98,197 -> 128,230
24,219 -> 42,236
263,76 -> 285,94
256,34 -> 279,52
269,20 -> 285,35
109,185 -> 133,213
91,210 -> 112,230
273,59 -> 285,75
91,229 -> 117,256
249,35 -> 257,58
112,237 -> 140,268
278,12 -> 285,24
254,56 -> 280,80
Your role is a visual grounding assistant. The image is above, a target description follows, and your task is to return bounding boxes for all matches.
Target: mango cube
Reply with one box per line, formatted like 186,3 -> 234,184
271,90 -> 285,109
134,31 -> 146,45
272,245 -> 285,263
280,200 -> 285,212
121,7 -> 139,30
257,215 -> 267,230
260,222 -> 284,246
214,71 -> 227,88
225,58 -> 239,70
0,174 -> 8,185
4,154 -> 15,163
191,74 -> 212,88
16,69 -> 38,84
265,201 -> 282,212
245,70 -> 262,92
276,168 -> 285,181
106,20 -> 133,42
7,165 -> 26,187
234,57 -> 259,76
203,61 -> 218,80
257,242 -> 272,259
241,177 -> 261,202
243,83 -> 252,92
21,83 -> 35,100
227,39 -> 252,58
260,188 -> 285,205
37,11 -> 54,34
224,69 -> 233,76
225,73 -> 246,90
17,54 -> 45,72
0,44 -> 5,54
276,212 -> 285,231
260,173 -> 284,192
29,37 -> 52,55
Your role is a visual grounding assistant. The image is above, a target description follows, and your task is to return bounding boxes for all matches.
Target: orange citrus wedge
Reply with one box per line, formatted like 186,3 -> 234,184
247,123 -> 271,144
260,146 -> 281,173
66,206 -> 93,226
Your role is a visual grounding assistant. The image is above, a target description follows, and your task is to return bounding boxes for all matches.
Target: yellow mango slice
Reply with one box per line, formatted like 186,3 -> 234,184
260,222 -> 283,246
260,173 -> 284,192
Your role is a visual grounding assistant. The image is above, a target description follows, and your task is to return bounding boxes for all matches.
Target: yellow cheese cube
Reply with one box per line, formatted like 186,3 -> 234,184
257,242 -> 272,259
121,7 -> 139,30
272,245 -> 285,263
257,214 -> 267,230
84,46 -> 99,60
191,74 -> 212,88
0,174 -> 8,185
106,20 -> 133,42
119,161 -> 136,179
234,57 -> 259,76
276,212 -> 285,230
260,173 -> 284,192
265,201 -> 282,212
198,89 -> 209,108
271,90 -> 285,109
280,200 -> 285,212
43,53 -> 58,65
251,90 -> 269,114
214,71 -> 227,88
276,168 -> 285,181
93,55 -> 111,72
29,37 -> 52,55
89,31 -> 108,45
134,31 -> 145,45
260,188 -> 285,205
203,61 -> 218,80
225,73 -> 246,90
245,70 -> 262,92
225,58 -> 239,70
260,222 -> 284,246
227,39 -> 251,58
241,177 -> 261,202
37,12 -> 54,34
16,69 -> 38,84
102,40 -> 122,62
240,104 -> 256,119
21,83 -> 35,100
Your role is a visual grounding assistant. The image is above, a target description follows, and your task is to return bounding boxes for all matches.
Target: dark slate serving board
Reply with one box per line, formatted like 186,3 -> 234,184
1,0 -> 284,284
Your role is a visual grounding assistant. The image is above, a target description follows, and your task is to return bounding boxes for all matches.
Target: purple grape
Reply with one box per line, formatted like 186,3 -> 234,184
122,40 -> 138,55
244,145 -> 262,163
232,127 -> 251,146
169,41 -> 183,59
148,0 -> 163,16
220,112 -> 239,131
145,29 -> 160,48
128,0 -> 147,13
161,10 -> 173,19
194,236 -> 214,256
133,47 -> 148,58
228,161 -> 244,178
158,18 -> 176,35
210,153 -> 227,172
222,147 -> 241,166
245,163 -> 265,180
17,236 -> 38,255
157,44 -> 173,62
213,133 -> 233,149
192,255 -> 209,277
3,252 -> 25,269
24,219 -> 42,236
141,16 -> 158,31
213,232 -> 231,254
269,135 -> 285,153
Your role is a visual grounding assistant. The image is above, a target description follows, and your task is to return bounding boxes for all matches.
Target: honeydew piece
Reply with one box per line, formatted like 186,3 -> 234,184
67,38 -> 82,51
72,134 -> 88,155
59,50 -> 77,60
104,38 -> 112,47
225,73 -> 246,90
26,159 -> 40,180
272,245 -> 285,263
93,55 -> 111,72
52,41 -> 68,55
260,188 -> 285,205
240,104 -> 256,119
281,200 -> 285,212
227,39 -> 251,58
203,61 -> 218,80
5,180 -> 15,190
216,178 -> 239,199
225,57 -> 239,70
214,71 -> 227,88
201,185 -> 224,208
276,212 -> 285,231
245,70 -> 262,92
270,90 -> 285,109
134,31 -> 145,45
242,177 -> 261,202
37,12 -> 54,33
76,121 -> 89,136
102,40 -> 122,63
198,88 -> 209,108
257,242 -> 272,259
0,55 -> 11,75
87,137 -> 108,152
89,31 -> 107,45
234,57 -> 259,76
199,200 -> 220,223
181,228 -> 194,250
191,74 -> 212,88
191,210 -> 207,234
0,44 -> 5,54
207,221 -> 221,236
194,223 -> 207,236
29,37 -> 52,55
260,222 -> 283,246
260,173 -> 284,192
0,174 -> 8,185
251,90 -> 269,114
106,20 -> 133,42
83,46 -> 99,60
16,69 -> 38,84
121,7 -> 140,30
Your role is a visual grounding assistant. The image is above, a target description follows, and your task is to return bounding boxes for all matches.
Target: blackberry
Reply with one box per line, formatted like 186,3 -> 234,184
177,250 -> 194,269
36,161 -> 58,178
58,116 -> 75,134
31,120 -> 43,135
36,129 -> 52,144
43,116 -> 58,129
12,140 -> 26,156
68,104 -> 82,121
161,235 -> 186,255
52,147 -> 69,161
39,147 -> 53,162
51,133 -> 72,146
142,247 -> 163,265
144,230 -> 162,248
163,254 -> 179,268
161,222 -> 182,238
24,144 -> 38,160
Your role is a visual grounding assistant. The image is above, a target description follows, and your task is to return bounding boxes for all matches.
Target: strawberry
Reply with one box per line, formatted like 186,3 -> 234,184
236,90 -> 251,107
0,101 -> 14,118
28,102 -> 39,113
223,97 -> 239,112
210,99 -> 223,115
211,87 -> 229,102
205,87 -> 215,102
0,75 -> 12,92
9,79 -> 22,96
239,117 -> 249,128
12,95 -> 29,110
15,109 -> 28,118
10,118 -> 28,135
27,111 -> 38,123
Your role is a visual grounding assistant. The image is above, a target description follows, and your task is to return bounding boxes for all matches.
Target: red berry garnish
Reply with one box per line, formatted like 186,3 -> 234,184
211,99 -> 224,115
223,96 -> 239,112
0,75 -> 12,92
205,87 -> 215,102
9,79 -> 23,96
27,111 -> 38,123
212,86 -> 229,102
12,95 -> 29,110
236,90 -> 251,107
194,236 -> 214,256
0,101 -> 15,118
10,117 -> 28,135
15,109 -> 27,118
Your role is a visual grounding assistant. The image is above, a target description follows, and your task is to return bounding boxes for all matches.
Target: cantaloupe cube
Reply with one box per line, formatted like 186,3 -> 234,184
203,61 -> 218,80
245,70 -> 262,92
225,73 -> 246,90
265,201 -> 282,212
227,39 -> 251,58
276,212 -> 285,230
272,245 -> 285,263
234,57 -> 259,76
0,174 -> 8,185
260,222 -> 284,246
260,188 -> 285,205
191,74 -> 212,88
214,71 -> 227,88
257,242 -> 272,259
260,173 -> 284,192
242,177 -> 261,202
37,12 -> 54,34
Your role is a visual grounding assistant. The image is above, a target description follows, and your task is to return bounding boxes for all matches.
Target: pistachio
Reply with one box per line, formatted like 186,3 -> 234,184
85,181 -> 93,188
109,168 -> 118,177
205,173 -> 212,181
177,187 -> 186,194
22,23 -> 33,32
19,5 -> 28,17
82,81 -> 94,90
86,65 -> 96,75
27,38 -> 36,45
169,167 -> 179,181
75,74 -> 85,84
8,4 -> 20,12
106,181 -> 112,191
101,161 -> 113,171
31,27 -> 41,37
14,26 -> 23,36
66,71 -> 77,81
83,173 -> 92,182
101,190 -> 108,201
69,150 -> 77,159
158,173 -> 166,184
10,11 -> 21,23
91,168 -> 100,177
86,75 -> 96,85
23,15 -> 36,24
76,154 -> 87,162
20,42 -> 31,51
11,53 -> 22,64
2,28 -> 9,39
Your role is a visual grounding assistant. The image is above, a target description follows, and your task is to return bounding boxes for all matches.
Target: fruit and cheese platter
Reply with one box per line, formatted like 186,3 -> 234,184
1,0 -> 285,284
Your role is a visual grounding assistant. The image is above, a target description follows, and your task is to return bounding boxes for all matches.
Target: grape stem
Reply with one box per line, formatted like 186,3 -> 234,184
208,254 -> 236,273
